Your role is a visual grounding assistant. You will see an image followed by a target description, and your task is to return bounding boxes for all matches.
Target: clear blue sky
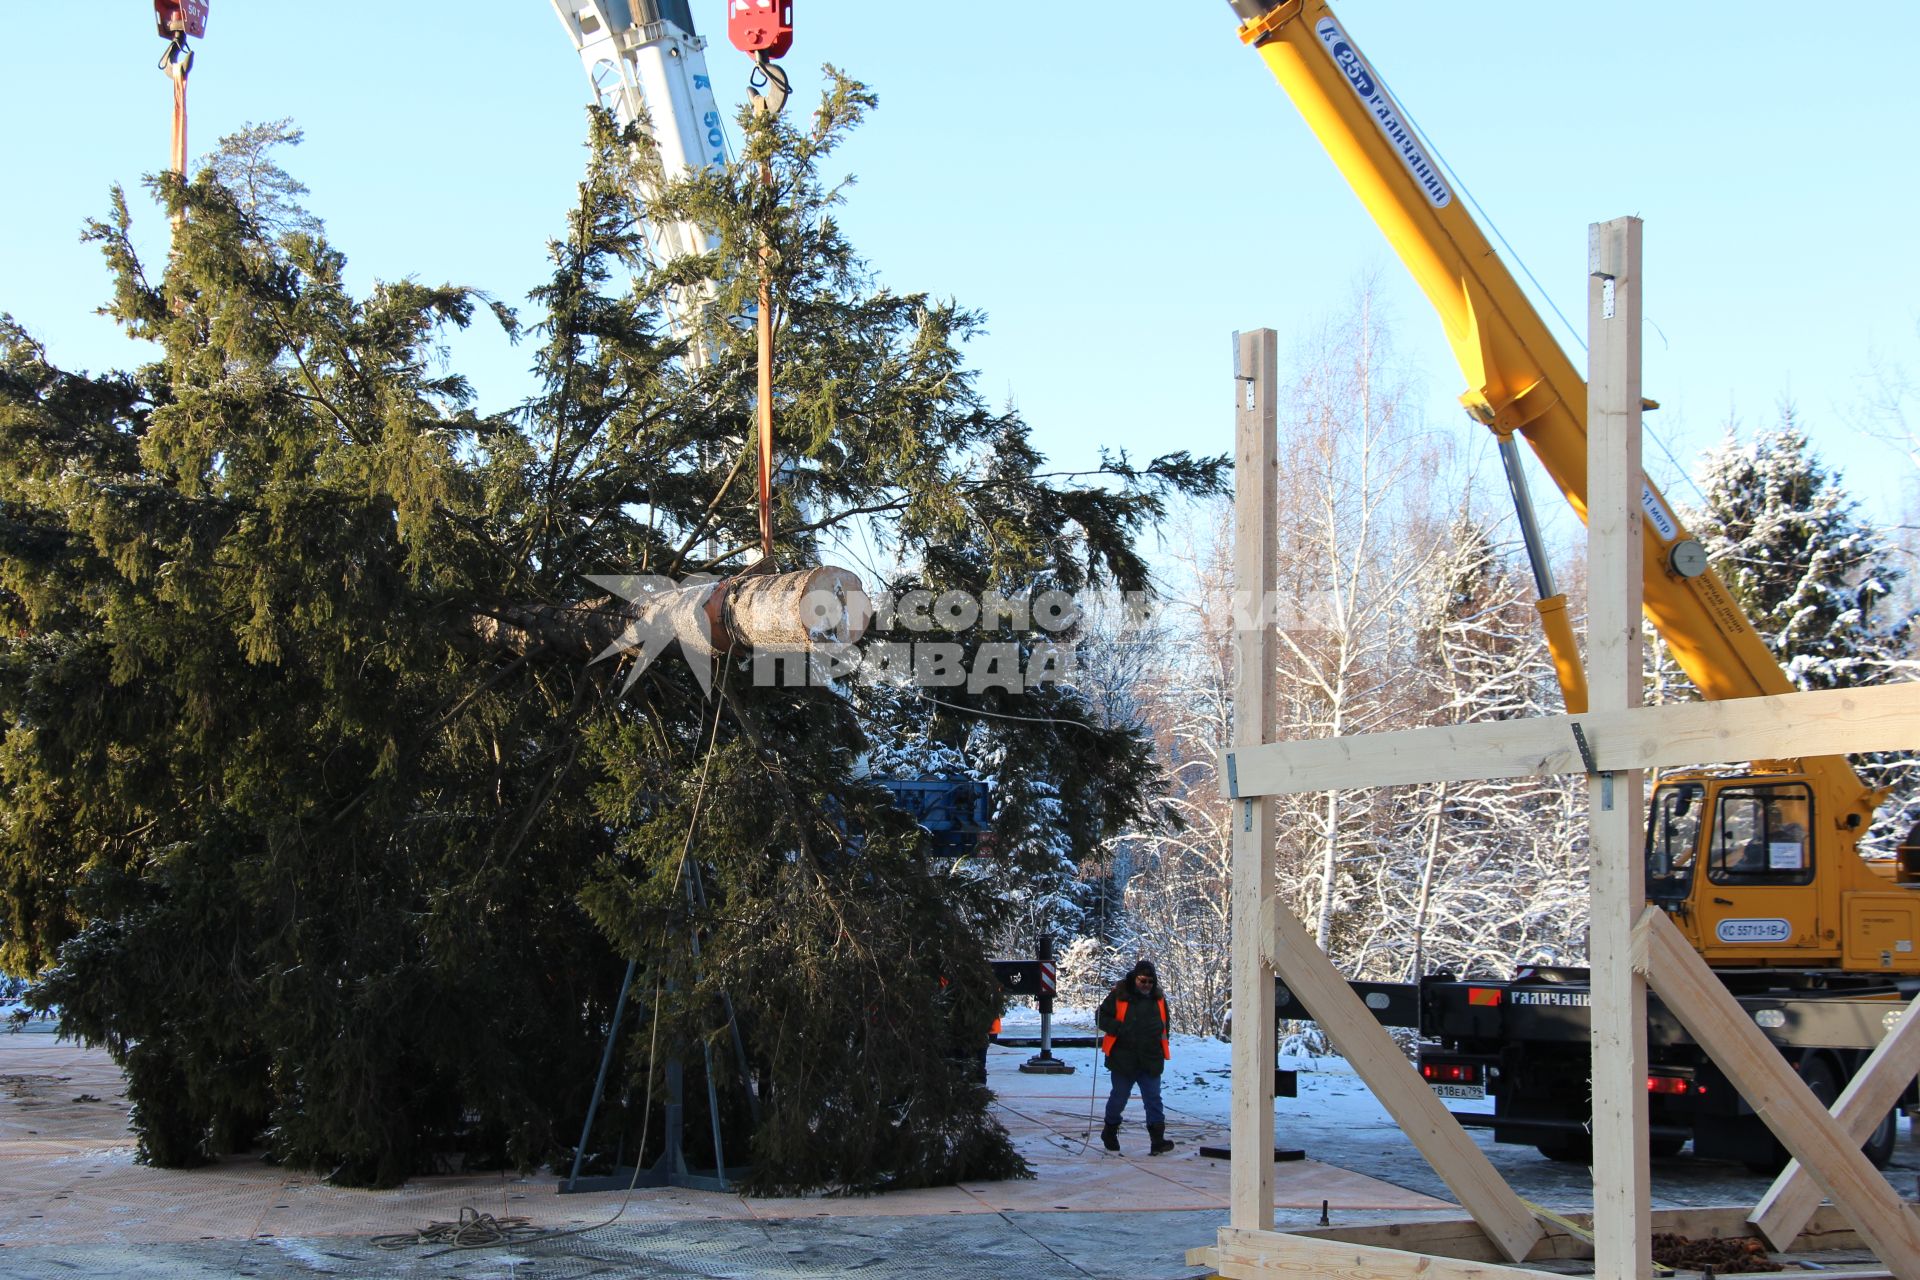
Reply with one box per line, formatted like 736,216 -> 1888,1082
6,2 -> 1918,540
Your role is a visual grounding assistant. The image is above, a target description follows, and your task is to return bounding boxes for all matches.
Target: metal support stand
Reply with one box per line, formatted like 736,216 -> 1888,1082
564,956 -> 638,1192
559,863 -> 756,1194
1021,933 -> 1075,1075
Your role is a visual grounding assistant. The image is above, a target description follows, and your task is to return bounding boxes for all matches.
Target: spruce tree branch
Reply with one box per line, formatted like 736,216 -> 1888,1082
427,652 -> 532,731
715,680 -> 874,971
474,673 -> 596,882
699,498 -> 909,567
529,203 -> 602,573
668,442 -> 753,576
257,307 -> 363,443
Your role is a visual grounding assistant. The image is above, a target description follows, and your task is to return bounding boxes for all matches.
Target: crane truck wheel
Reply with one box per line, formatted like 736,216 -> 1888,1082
1862,1106 -> 1899,1169
1740,1056 -> 1888,1173
1535,1137 -> 1592,1164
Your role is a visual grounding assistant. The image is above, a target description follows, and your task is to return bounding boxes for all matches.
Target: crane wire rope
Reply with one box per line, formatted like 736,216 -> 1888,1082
1379,73 -> 1711,509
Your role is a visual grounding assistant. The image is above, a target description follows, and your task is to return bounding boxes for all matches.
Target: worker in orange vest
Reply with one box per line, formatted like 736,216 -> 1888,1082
1096,959 -> 1173,1155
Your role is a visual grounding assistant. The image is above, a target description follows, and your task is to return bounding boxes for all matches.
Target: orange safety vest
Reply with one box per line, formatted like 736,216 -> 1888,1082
1102,997 -> 1171,1060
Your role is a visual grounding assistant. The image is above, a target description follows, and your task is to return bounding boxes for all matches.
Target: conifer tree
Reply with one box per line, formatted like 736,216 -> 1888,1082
1683,417 -> 1918,848
0,80 -> 1218,1191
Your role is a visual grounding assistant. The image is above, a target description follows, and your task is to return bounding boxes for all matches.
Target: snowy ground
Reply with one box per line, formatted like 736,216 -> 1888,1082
1001,999 -> 1920,1211
2,999 -> 1914,1278
1000,1000 -> 1392,1138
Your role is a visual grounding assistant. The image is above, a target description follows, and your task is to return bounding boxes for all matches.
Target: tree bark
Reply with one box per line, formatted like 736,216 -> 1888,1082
465,566 -> 867,661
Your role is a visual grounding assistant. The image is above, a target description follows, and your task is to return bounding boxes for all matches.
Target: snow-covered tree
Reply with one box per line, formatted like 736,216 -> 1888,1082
1347,513 -> 1586,981
1112,507 -> 1238,1036
1683,417 -> 1919,849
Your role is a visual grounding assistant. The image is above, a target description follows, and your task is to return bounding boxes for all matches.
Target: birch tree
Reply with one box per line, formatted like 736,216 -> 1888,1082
1114,506 -> 1238,1035
1270,290 -> 1452,952
1350,514 -> 1586,981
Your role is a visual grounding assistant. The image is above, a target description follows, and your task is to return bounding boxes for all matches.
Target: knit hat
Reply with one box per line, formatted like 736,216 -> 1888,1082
1129,959 -> 1157,982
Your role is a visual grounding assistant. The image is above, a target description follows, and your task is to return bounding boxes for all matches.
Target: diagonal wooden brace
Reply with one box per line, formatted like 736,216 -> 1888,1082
1263,896 -> 1545,1264
1750,992 -> 1920,1249
1634,907 -> 1920,1280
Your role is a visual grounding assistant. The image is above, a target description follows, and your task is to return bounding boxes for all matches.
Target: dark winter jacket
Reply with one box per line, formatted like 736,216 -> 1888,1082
1097,980 -> 1170,1078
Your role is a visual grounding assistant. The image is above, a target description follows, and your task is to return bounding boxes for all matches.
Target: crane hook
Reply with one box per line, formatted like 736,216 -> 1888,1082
747,52 -> 790,117
158,32 -> 194,78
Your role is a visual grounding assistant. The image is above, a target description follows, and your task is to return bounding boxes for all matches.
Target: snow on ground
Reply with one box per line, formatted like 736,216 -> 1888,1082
998,1000 -> 1393,1135
993,997 -> 1920,1212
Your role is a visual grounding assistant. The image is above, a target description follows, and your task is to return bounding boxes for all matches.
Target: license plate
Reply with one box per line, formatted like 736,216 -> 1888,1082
1432,1083 -> 1485,1100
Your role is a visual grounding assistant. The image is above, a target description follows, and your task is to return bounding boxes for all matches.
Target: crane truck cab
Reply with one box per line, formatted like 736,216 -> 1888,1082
1646,768 -> 1918,972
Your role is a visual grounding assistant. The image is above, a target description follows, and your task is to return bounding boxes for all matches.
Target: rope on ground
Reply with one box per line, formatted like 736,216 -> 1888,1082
370,1206 -> 545,1255
985,1207 -> 1103,1280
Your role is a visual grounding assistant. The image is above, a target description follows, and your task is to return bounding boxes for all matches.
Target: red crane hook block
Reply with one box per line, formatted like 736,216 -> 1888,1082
727,0 -> 792,59
154,0 -> 209,40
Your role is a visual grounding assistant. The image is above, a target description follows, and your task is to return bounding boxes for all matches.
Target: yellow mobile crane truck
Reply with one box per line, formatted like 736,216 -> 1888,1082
1231,0 -> 1920,1169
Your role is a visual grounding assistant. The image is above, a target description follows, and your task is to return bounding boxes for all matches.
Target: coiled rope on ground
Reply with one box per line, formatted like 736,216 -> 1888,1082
370,1206 -> 546,1255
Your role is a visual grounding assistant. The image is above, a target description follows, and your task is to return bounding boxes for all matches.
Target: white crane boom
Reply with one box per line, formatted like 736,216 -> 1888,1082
550,1 -> 728,340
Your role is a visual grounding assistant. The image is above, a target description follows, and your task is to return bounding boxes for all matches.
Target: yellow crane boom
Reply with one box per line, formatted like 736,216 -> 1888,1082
1228,0 -> 1881,849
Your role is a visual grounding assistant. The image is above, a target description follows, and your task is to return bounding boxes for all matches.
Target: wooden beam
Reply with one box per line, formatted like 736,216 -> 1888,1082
1263,898 -> 1545,1263
1751,993 -> 1920,1249
1230,328 -> 1281,1231
1281,1216 -> 1597,1264
1284,1203 -> 1886,1263
1222,680 -> 1920,798
1634,908 -> 1920,1280
1202,1226 -> 1565,1280
1587,214 -> 1651,1280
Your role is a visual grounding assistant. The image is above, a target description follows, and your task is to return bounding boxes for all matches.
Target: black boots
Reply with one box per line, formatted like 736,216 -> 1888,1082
1102,1121 -> 1173,1154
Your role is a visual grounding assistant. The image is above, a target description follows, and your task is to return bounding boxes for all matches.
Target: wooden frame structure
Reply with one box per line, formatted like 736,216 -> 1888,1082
1192,222 -> 1920,1280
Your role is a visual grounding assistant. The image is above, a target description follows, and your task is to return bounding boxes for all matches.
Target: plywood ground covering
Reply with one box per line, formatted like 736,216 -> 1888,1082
0,1031 -> 1447,1251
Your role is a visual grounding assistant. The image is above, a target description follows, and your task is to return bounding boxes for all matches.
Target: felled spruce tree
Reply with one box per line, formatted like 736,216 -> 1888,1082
0,78 -> 1217,1191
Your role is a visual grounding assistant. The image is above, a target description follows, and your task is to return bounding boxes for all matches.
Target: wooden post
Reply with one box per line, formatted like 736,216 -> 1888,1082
1587,215 -> 1650,1280
1230,329 -> 1279,1230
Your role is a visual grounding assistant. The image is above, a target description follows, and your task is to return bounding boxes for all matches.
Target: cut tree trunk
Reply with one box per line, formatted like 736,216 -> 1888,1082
466,566 -> 867,662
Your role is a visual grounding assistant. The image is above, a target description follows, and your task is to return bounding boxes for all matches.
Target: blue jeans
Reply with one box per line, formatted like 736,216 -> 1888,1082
1104,1069 -> 1164,1127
